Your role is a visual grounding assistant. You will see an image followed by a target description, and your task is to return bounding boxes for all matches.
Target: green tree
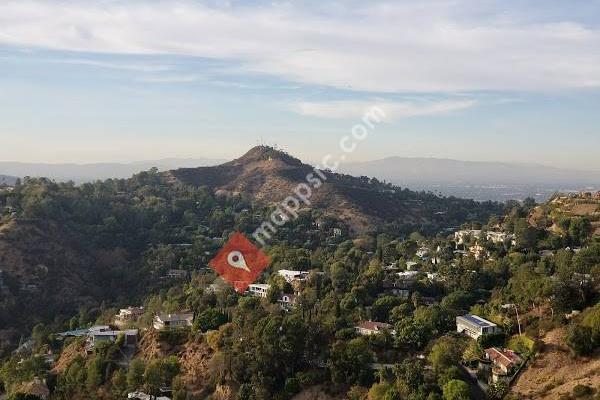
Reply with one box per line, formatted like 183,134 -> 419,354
195,308 -> 228,332
127,359 -> 145,391
442,380 -> 471,400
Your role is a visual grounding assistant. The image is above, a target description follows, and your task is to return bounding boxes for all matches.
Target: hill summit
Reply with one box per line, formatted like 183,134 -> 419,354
165,146 -> 500,234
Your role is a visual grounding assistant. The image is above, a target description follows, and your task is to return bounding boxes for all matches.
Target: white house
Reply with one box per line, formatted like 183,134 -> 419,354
115,307 -> 144,326
486,231 -> 516,245
416,248 -> 430,259
456,314 -> 500,340
247,283 -> 271,298
165,269 -> 188,279
405,261 -> 419,270
128,392 -> 170,400
397,270 -> 420,281
153,312 -> 194,330
454,230 -> 483,245
277,270 -> 309,283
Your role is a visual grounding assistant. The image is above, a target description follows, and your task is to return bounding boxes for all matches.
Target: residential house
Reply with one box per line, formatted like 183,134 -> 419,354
469,243 -> 489,260
88,329 -> 138,350
383,281 -> 410,299
483,347 -> 523,383
115,307 -> 144,327
278,293 -> 298,311
128,392 -> 171,400
58,325 -> 111,338
426,272 -> 441,282
277,269 -> 310,283
246,283 -> 271,298
153,312 -> 194,330
355,321 -> 394,336
486,231 -> 516,246
454,230 -> 483,246
332,228 -> 343,237
165,269 -> 188,279
397,270 -> 420,282
416,248 -> 430,260
405,261 -> 419,270
382,281 -> 410,298
456,314 -> 500,340
383,263 -> 400,271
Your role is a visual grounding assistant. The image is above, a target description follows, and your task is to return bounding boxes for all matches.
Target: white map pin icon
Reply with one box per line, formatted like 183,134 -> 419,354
227,250 -> 250,272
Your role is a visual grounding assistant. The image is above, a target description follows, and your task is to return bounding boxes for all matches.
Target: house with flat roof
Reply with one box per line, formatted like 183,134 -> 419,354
165,269 -> 188,279
456,314 -> 500,340
246,283 -> 271,298
153,312 -> 194,330
277,270 -> 309,283
89,329 -> 138,349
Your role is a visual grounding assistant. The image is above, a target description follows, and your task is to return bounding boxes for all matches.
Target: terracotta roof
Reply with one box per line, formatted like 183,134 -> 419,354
356,321 -> 392,332
485,347 -> 522,370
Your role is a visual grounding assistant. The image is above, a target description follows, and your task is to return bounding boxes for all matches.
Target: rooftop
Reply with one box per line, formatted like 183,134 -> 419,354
458,314 -> 497,328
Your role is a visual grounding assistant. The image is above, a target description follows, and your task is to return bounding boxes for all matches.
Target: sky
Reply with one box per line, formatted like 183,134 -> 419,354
0,0 -> 600,170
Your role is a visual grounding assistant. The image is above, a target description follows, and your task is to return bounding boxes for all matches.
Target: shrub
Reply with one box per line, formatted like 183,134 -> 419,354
572,384 -> 593,398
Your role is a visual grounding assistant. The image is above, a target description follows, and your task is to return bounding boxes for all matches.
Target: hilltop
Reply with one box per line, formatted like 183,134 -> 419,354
165,146 -> 503,234
528,191 -> 600,237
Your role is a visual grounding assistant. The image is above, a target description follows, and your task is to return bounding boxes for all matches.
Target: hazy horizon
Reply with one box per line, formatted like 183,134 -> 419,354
1,1 -> 600,170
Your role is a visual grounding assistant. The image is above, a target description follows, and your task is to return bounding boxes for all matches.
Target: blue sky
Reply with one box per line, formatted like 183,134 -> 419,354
0,0 -> 599,170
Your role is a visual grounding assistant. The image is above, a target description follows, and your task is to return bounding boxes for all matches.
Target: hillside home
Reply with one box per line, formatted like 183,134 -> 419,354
165,269 -> 188,279
469,243 -> 489,260
128,392 -> 171,400
483,347 -> 523,383
247,283 -> 271,298
397,270 -> 420,281
278,293 -> 298,311
153,312 -> 194,330
277,269 -> 310,283
416,248 -> 430,260
486,231 -> 516,245
115,306 -> 144,326
426,272 -> 441,282
88,329 -> 138,350
456,314 -> 500,340
382,281 -> 410,298
355,321 -> 394,336
405,261 -> 419,270
454,230 -> 483,246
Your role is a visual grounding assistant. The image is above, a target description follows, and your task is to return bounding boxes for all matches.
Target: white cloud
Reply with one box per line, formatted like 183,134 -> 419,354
50,59 -> 172,72
293,99 -> 477,119
0,0 -> 599,92
137,74 -> 204,83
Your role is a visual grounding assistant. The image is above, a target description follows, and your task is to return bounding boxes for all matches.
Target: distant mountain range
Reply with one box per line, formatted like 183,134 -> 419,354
340,157 -> 600,185
339,157 -> 600,201
1,155 -> 598,201
0,174 -> 17,186
0,158 -> 225,183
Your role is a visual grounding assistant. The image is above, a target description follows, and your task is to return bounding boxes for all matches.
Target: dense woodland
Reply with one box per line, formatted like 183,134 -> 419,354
0,172 -> 599,400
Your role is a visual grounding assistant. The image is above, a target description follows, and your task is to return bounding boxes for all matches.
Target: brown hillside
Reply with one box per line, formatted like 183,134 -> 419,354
166,146 -> 373,232
511,328 -> 600,399
165,146 -> 497,234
